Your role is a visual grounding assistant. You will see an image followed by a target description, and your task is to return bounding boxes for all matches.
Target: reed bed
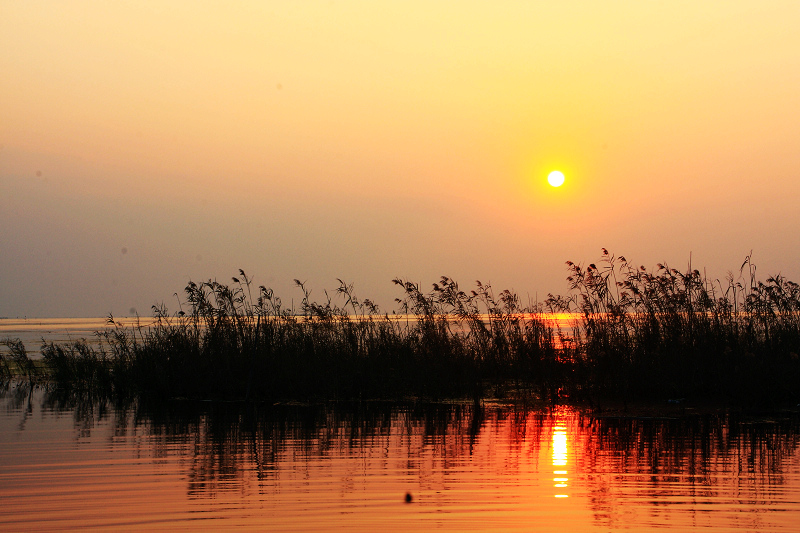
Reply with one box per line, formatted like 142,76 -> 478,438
26,272 -> 564,402
550,250 -> 800,404
4,251 -> 799,405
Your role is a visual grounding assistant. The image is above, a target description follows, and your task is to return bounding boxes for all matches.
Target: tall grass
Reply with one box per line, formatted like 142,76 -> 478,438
1,338 -> 39,387
546,249 -> 800,404
16,252 -> 800,405
35,271 -> 562,401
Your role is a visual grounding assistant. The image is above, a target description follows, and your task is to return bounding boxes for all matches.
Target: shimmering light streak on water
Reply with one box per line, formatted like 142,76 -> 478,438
552,413 -> 570,498
1,387 -> 799,531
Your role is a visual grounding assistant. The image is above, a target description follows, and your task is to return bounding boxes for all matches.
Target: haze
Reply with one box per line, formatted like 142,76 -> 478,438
2,1 -> 799,318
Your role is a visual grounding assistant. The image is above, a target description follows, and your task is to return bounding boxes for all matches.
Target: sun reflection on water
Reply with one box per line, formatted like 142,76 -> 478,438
552,423 -> 569,498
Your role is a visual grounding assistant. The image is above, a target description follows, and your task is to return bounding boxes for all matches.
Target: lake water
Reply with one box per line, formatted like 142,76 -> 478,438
1,385 -> 799,531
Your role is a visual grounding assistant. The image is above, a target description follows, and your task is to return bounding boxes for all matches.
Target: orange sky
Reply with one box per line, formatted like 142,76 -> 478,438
2,1 -> 799,317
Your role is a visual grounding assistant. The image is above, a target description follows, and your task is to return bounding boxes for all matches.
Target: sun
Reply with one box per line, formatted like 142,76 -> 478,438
547,170 -> 565,187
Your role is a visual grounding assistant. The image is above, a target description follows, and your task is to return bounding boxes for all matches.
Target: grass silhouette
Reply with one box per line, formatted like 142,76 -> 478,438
5,252 -> 799,405
549,249 -> 800,404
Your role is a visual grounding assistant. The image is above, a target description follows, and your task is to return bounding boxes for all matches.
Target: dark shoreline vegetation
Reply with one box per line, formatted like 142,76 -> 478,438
2,250 -> 800,406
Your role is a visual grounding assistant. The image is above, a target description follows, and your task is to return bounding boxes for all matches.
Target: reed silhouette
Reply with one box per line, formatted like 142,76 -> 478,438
1,338 -> 39,387
547,249 -> 800,404
5,252 -> 799,405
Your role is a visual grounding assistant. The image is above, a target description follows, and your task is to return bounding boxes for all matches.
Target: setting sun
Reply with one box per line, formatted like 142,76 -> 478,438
548,171 -> 565,187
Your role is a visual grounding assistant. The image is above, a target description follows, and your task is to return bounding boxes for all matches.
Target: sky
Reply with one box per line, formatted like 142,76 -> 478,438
2,1 -> 800,318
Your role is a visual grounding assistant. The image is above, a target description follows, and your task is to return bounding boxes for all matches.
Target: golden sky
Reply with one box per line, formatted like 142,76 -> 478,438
2,1 -> 799,317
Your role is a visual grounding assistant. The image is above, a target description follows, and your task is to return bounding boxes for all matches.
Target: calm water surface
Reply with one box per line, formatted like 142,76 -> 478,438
1,385 -> 799,531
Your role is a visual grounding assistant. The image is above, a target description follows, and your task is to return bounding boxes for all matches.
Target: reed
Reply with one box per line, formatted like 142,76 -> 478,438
28,271 -> 559,401
19,253 -> 800,405
1,338 -> 39,387
547,249 -> 800,404
41,339 -> 112,391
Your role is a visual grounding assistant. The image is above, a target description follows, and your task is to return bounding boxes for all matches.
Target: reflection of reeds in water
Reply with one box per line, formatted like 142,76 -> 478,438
5,252 -> 800,404
27,389 -> 800,509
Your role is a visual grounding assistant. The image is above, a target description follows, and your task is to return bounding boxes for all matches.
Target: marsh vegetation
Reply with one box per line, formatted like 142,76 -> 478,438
3,251 -> 799,405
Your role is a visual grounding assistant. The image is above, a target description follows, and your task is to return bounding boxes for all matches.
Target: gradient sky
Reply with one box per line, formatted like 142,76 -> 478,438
2,1 -> 799,318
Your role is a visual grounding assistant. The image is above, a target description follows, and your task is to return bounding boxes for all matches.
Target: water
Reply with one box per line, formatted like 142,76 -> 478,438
1,385 -> 799,531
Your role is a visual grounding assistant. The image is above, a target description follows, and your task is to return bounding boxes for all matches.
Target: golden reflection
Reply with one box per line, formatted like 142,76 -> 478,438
552,423 -> 569,497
